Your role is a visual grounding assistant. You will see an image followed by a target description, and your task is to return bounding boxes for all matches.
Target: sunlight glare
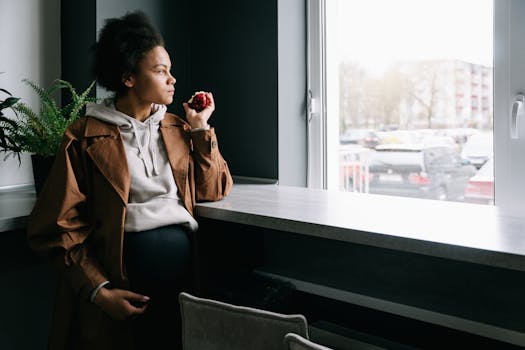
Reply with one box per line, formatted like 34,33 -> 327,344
337,0 -> 493,74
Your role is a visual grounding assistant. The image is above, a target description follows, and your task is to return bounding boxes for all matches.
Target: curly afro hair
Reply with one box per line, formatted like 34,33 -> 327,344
92,11 -> 164,95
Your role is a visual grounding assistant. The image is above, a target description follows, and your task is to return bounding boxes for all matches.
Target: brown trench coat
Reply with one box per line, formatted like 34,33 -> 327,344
27,113 -> 233,350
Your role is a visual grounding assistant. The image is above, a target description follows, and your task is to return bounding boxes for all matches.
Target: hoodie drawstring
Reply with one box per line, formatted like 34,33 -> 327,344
130,122 -> 159,177
149,123 -> 159,176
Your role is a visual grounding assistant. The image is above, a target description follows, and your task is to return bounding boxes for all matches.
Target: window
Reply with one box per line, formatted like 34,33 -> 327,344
307,0 -> 525,215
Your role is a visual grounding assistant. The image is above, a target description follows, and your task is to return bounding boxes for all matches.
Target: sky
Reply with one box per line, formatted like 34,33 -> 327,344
332,0 -> 493,74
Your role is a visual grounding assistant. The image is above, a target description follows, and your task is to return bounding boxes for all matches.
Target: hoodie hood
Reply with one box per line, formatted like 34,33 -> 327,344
86,98 -> 167,177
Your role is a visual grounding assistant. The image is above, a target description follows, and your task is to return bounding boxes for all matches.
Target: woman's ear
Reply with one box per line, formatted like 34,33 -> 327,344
122,73 -> 135,88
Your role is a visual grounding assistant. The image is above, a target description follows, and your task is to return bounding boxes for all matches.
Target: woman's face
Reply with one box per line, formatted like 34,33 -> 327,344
126,45 -> 176,105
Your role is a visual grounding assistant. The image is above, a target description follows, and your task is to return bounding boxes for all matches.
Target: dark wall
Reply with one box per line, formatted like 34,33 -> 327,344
60,0 -> 97,102
182,0 -> 279,180
160,0 -> 191,120
62,0 -> 279,181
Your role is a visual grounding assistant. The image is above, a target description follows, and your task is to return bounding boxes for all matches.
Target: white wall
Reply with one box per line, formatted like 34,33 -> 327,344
0,0 -> 61,188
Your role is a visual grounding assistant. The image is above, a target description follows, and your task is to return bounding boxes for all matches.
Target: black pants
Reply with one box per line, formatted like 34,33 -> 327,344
124,225 -> 192,350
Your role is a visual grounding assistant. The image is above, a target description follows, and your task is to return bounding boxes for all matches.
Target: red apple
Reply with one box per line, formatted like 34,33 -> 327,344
187,91 -> 210,112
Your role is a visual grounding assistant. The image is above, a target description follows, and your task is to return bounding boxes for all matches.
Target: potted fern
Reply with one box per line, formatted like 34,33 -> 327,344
0,83 -> 21,154
0,78 -> 96,194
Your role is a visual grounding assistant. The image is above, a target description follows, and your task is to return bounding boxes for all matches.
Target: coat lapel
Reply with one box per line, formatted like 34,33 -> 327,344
160,116 -> 191,206
84,118 -> 130,205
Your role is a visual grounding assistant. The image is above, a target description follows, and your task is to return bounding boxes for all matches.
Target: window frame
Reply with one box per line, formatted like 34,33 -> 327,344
307,0 -> 525,218
493,0 -> 525,218
306,0 -> 327,189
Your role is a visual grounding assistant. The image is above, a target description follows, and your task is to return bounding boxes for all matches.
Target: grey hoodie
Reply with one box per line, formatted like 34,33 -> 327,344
85,98 -> 198,232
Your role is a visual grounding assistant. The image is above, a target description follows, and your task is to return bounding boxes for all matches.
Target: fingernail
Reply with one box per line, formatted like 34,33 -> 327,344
143,296 -> 150,302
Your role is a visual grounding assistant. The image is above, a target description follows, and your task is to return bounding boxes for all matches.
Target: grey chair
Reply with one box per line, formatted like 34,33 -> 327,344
179,292 -> 309,350
284,333 -> 334,350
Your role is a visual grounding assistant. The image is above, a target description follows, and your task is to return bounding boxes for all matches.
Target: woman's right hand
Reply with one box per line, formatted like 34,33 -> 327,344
183,91 -> 215,129
93,287 -> 150,320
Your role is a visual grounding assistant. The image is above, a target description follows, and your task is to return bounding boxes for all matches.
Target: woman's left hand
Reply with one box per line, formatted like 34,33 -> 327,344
183,91 -> 215,129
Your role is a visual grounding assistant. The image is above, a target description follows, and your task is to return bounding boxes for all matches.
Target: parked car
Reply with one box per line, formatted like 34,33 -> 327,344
461,133 -> 493,169
464,157 -> 494,205
340,129 -> 381,148
377,129 -> 422,145
421,135 -> 460,153
367,144 -> 477,201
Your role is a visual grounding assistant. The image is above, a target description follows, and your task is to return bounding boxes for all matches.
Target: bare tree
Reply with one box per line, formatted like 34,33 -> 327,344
377,67 -> 403,128
339,62 -> 367,133
402,61 -> 441,128
340,60 -> 444,131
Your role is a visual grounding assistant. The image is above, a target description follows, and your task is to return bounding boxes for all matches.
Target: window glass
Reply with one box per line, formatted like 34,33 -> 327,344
328,0 -> 494,204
